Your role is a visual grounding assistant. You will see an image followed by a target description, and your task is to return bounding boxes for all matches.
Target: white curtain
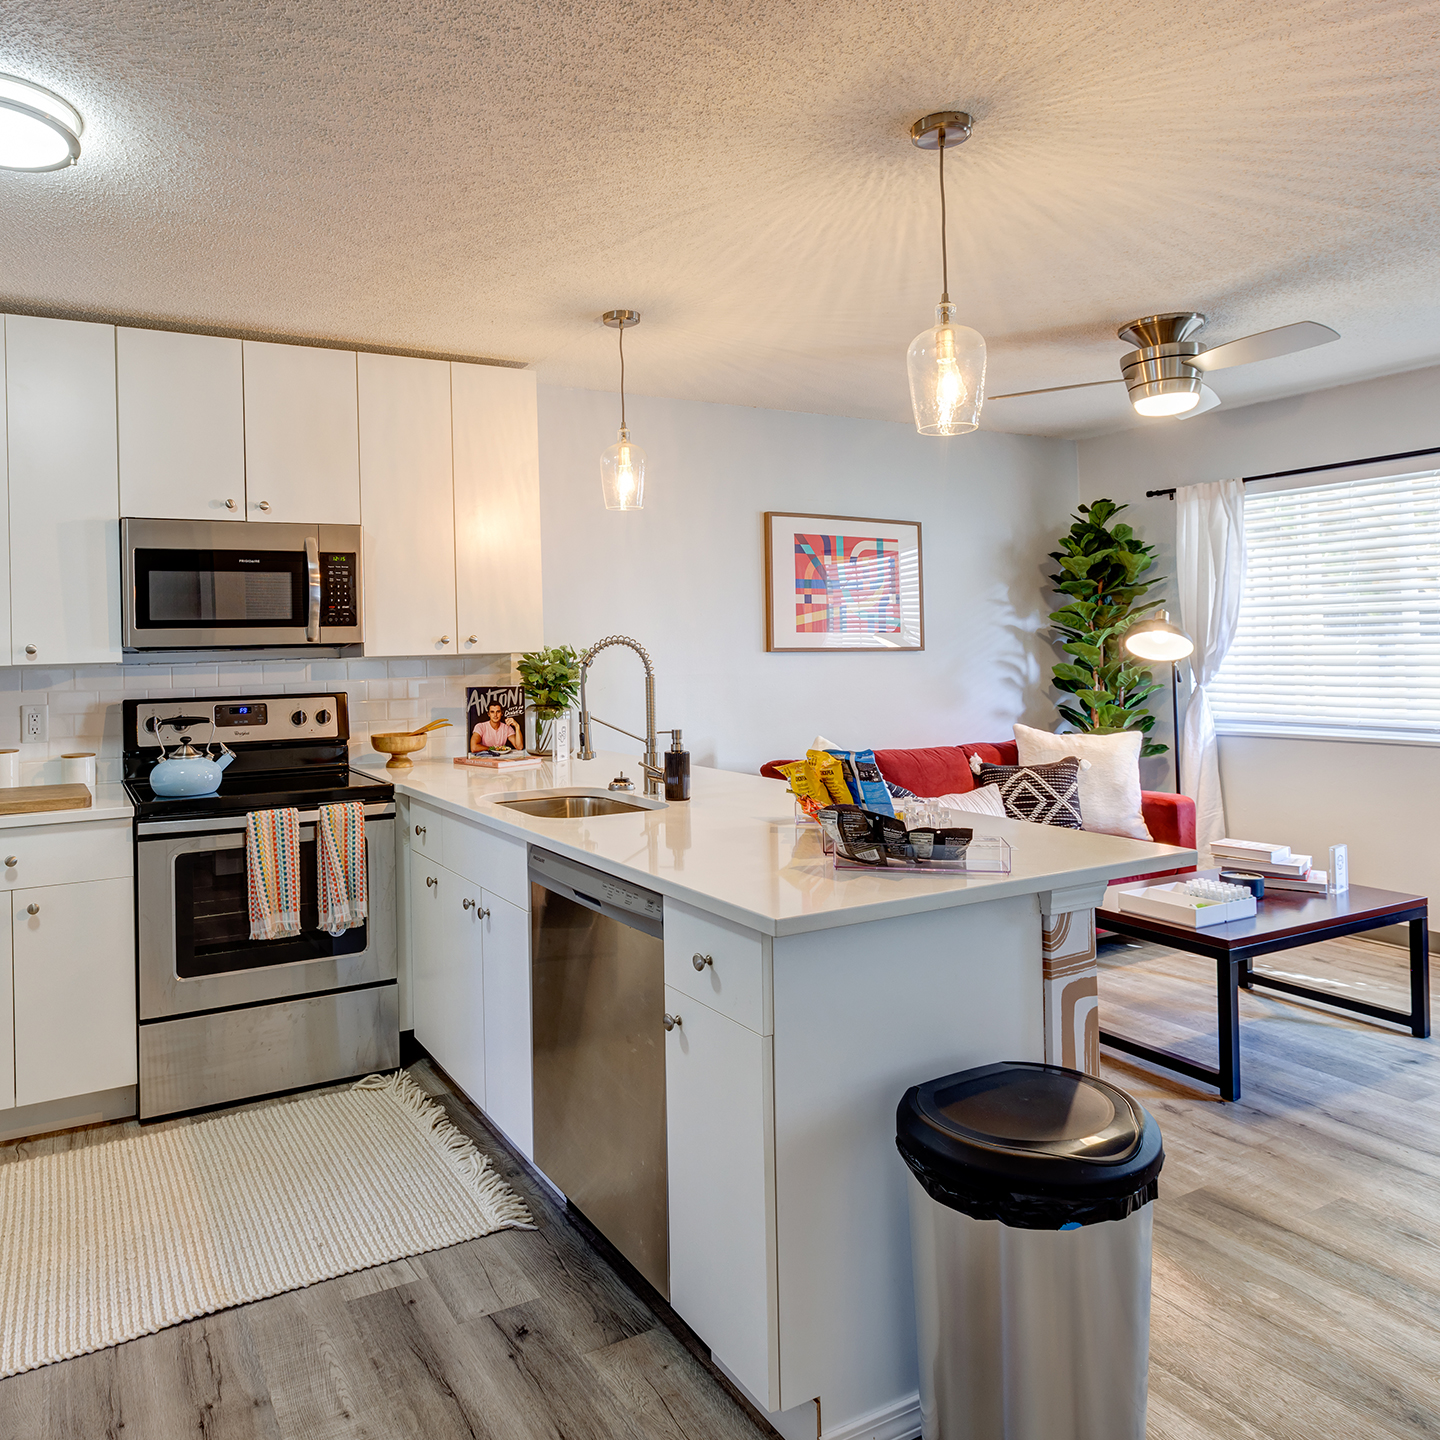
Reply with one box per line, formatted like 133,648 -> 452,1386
1176,479 -> 1247,856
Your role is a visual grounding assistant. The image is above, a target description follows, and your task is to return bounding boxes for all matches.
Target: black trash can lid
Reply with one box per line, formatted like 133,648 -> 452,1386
896,1061 -> 1164,1229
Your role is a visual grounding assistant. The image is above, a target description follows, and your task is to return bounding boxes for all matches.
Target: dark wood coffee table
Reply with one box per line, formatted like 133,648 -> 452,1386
1097,871 -> 1429,1100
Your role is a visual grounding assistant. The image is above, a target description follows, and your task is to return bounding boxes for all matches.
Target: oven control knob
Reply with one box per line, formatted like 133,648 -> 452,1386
315,708 -> 331,725
291,710 -> 308,726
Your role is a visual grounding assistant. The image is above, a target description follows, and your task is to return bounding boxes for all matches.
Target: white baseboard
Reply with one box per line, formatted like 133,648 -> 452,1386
821,1392 -> 922,1440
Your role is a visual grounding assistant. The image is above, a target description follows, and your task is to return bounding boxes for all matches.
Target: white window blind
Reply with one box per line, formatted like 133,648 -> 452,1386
1208,468 -> 1440,740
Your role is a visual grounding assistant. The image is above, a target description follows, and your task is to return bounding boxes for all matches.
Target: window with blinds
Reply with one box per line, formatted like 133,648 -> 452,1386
1208,469 -> 1440,739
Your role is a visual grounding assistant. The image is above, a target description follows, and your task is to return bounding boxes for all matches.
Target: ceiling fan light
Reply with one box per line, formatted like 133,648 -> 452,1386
908,304 -> 986,435
1132,387 -> 1201,417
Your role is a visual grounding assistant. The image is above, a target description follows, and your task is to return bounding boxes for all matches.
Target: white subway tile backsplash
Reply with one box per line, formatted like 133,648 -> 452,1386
263,662 -> 311,682
22,668 -> 72,692
50,691 -> 99,716
386,660 -> 426,678
125,669 -> 167,692
307,661 -> 350,681
344,660 -> 388,679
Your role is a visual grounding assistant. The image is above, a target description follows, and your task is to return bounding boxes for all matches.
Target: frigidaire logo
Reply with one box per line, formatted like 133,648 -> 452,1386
239,559 -> 260,564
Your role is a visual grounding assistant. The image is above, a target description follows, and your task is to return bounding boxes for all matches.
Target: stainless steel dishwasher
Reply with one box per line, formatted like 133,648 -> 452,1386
529,846 -> 669,1296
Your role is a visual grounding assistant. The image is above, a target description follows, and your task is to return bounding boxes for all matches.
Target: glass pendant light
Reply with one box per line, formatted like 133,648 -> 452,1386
907,112 -> 986,436
600,309 -> 646,510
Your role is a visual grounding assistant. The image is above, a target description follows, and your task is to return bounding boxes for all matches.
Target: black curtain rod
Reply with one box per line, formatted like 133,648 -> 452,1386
1144,445 -> 1440,499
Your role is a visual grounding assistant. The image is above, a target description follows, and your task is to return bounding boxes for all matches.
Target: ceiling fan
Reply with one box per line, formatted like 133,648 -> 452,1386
990,312 -> 1340,419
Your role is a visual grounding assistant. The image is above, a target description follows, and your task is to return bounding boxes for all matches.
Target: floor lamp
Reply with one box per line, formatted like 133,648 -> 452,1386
1123,613 -> 1196,794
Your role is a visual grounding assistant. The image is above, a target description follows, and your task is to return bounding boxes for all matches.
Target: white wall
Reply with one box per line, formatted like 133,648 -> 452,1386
537,387 -> 1078,776
1077,363 -> 1440,907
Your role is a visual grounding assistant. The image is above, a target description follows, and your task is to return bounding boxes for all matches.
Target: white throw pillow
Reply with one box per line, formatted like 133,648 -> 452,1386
1013,723 -> 1152,841
933,784 -> 1007,819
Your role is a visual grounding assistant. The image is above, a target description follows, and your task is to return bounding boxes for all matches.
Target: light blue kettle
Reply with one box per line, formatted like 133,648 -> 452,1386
149,738 -> 235,798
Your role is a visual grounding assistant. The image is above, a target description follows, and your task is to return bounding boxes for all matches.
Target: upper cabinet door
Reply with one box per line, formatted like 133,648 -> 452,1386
452,363 -> 543,655
357,352 -> 456,656
117,327 -> 245,521
6,315 -> 121,667
243,341 -> 360,524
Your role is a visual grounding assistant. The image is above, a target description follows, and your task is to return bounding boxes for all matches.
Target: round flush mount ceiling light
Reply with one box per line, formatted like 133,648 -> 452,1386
600,310 -> 646,511
0,73 -> 83,171
906,111 -> 986,437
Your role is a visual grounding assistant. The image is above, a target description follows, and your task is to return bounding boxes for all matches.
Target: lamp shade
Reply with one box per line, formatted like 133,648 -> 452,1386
907,303 -> 986,436
601,428 -> 646,511
1123,614 -> 1195,661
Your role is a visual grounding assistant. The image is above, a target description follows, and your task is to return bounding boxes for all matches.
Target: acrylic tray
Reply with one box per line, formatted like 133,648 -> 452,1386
830,835 -> 1012,875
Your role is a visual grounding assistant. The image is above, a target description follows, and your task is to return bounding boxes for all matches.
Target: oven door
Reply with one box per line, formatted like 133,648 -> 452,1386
137,804 -> 396,1021
121,518 -> 363,649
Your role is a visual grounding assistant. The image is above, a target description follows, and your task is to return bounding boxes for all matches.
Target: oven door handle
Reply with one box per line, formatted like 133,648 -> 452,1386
305,535 -> 322,642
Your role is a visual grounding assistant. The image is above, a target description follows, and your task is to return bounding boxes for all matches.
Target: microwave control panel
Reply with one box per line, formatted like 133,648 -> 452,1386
320,552 -> 358,628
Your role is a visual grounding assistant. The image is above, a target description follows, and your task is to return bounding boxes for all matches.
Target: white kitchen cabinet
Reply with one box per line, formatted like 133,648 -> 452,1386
452,362 -> 543,655
243,341 -> 360,524
117,327 -> 245,521
480,888 -> 532,1156
6,315 -> 121,666
357,352 -> 457,656
0,913 -> 12,1111
12,876 -> 135,1107
665,984 -> 780,1410
410,856 -> 487,1107
0,327 -> 10,670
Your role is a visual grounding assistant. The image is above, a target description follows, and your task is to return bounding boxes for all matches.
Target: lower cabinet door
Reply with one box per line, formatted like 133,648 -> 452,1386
411,857 -> 486,1108
664,986 -> 781,1410
481,888 -> 532,1157
13,878 -> 135,1107
0,895 -> 12,1110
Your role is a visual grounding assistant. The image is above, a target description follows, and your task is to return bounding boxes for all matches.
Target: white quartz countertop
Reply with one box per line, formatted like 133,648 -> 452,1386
355,750 -> 1196,937
0,783 -> 133,830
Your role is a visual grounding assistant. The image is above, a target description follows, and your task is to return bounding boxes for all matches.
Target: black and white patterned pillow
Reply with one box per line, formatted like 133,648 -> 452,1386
884,780 -> 919,801
976,757 -> 1084,829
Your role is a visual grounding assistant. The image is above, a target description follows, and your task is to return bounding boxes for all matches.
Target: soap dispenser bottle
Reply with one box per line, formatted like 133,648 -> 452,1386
665,729 -> 690,802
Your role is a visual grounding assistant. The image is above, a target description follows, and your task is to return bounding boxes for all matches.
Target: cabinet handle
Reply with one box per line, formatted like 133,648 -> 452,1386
4,857 -> 16,868
479,906 -> 490,920
467,635 -> 478,645
692,952 -> 713,972
462,897 -> 474,910
258,500 -> 272,512
225,499 -> 236,510
24,645 -> 36,656
426,875 -> 437,889
439,636 -> 451,646
663,1012 -> 682,1032
414,825 -> 426,837
26,903 -> 38,915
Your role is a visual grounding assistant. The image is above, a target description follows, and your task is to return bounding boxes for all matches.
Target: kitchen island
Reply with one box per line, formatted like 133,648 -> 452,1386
360,749 -> 1193,1440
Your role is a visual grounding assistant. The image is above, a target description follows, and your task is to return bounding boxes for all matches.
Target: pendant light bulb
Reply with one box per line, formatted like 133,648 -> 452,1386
907,112 -> 986,437
600,310 -> 645,511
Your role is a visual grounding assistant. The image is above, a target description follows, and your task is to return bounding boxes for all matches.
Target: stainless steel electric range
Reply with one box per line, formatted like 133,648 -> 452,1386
123,692 -> 398,1119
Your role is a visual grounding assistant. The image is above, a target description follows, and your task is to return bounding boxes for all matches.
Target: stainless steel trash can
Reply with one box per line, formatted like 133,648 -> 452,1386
897,1061 -> 1164,1440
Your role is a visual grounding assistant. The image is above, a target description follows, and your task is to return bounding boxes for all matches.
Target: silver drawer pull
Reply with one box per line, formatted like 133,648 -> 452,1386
26,903 -> 39,915
479,906 -> 490,920
257,500 -> 271,511
663,1012 -> 682,1032
414,825 -> 426,837
426,875 -> 437,889
4,857 -> 16,868
692,952 -> 713,972
24,645 -> 36,656
467,634 -> 478,644
225,498 -> 236,510
462,897 -> 474,910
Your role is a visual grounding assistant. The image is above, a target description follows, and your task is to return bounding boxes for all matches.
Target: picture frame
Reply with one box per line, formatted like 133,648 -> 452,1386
764,512 -> 924,652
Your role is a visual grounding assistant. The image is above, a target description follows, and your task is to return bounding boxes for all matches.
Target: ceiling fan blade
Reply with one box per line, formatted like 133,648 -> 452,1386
1190,321 -> 1339,373
989,379 -> 1124,400
1172,384 -> 1221,420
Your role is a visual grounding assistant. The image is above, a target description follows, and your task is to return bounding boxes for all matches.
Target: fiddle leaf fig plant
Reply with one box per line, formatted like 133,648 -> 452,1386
1048,499 -> 1169,756
517,645 -> 582,719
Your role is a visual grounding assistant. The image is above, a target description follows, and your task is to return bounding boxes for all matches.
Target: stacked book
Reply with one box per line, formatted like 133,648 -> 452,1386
1209,839 -> 1328,894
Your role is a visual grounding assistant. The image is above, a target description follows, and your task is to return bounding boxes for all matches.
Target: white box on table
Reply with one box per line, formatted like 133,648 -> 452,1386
1117,882 -> 1257,929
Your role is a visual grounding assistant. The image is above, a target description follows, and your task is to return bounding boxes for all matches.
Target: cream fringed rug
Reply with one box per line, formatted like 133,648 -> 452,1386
0,1071 -> 532,1377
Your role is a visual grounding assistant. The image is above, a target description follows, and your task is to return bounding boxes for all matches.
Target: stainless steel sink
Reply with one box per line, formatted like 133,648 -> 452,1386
494,794 -> 651,818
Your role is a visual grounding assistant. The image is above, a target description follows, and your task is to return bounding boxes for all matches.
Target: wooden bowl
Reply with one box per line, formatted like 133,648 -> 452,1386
371,732 -> 429,769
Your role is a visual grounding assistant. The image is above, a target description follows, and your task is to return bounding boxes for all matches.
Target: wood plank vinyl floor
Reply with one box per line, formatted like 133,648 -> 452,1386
2,932 -> 1438,1439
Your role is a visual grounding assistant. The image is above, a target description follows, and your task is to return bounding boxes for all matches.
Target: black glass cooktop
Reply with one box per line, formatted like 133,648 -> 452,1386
125,767 -> 393,822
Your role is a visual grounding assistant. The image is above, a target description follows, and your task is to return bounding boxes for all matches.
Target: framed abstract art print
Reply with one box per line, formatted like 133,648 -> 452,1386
764,512 -> 924,652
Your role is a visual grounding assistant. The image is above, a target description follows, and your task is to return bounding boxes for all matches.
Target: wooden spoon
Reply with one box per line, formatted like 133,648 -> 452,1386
408,719 -> 454,736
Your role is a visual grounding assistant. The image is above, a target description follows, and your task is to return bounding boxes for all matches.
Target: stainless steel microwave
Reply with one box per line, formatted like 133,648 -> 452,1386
121,518 -> 364,651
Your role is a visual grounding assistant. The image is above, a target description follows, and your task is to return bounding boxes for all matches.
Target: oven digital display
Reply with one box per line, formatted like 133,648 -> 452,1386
215,703 -> 268,727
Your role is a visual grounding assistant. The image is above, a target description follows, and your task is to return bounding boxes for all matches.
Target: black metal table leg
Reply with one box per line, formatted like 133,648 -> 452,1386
1218,956 -> 1241,1101
1411,918 -> 1431,1039
1239,955 -> 1254,990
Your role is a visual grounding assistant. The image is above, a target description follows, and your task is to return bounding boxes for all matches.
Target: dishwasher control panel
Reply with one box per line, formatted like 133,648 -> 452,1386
529,846 -> 664,924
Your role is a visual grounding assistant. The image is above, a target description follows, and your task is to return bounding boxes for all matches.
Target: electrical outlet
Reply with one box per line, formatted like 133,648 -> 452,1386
21,704 -> 47,743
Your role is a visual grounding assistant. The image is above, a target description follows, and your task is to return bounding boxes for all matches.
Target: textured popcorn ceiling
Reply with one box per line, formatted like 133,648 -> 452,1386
0,0 -> 1437,438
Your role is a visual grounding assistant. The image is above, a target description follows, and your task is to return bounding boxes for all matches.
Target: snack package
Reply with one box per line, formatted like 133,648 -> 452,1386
775,759 -> 831,808
806,749 -> 854,805
823,748 -> 895,816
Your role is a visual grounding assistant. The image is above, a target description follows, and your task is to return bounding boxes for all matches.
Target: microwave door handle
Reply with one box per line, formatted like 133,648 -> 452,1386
305,536 -> 321,642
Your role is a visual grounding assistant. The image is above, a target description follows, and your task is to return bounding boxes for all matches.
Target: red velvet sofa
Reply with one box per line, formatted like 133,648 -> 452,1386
762,740 -> 1195,881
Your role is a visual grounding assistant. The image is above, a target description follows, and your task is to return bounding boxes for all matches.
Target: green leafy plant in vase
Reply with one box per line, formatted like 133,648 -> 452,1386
1047,499 -> 1169,757
517,645 -> 582,757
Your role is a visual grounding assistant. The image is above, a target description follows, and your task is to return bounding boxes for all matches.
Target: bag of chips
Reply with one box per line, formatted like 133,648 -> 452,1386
806,749 -> 854,805
823,748 -> 894,816
775,759 -> 831,808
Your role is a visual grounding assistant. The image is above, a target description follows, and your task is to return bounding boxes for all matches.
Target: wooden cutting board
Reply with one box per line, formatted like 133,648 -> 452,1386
0,783 -> 93,815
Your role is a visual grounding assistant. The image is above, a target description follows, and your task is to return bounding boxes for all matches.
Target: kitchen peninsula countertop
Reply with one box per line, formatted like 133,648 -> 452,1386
356,749 -> 1194,936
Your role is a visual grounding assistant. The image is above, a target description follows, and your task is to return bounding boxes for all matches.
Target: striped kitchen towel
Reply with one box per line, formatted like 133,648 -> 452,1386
246,807 -> 302,940
318,802 -> 367,936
